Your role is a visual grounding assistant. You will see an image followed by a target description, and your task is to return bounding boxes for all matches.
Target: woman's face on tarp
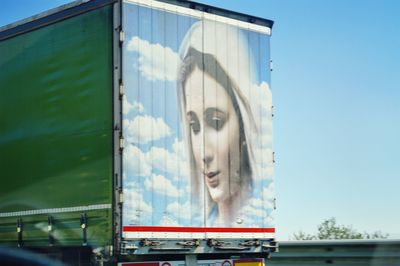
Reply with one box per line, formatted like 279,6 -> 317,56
185,67 -> 241,203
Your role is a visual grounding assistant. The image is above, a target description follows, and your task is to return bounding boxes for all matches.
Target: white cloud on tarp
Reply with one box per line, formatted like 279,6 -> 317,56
125,190 -> 153,214
124,143 -> 151,177
124,115 -> 172,144
160,215 -> 181,226
246,81 -> 274,181
127,36 -> 180,82
123,179 -> 153,224
248,197 -> 263,208
252,81 -> 273,148
264,215 -> 275,227
123,138 -> 189,182
123,96 -> 144,115
263,182 -> 275,202
261,134 -> 273,149
241,202 -> 267,218
258,165 -> 274,181
254,147 -> 273,166
166,201 -> 191,220
172,138 -> 186,160
144,174 -> 182,197
252,146 -> 274,181
146,146 -> 189,180
238,196 -> 275,227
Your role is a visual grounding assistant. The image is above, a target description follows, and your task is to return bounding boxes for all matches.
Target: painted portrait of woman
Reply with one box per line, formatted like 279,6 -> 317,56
177,20 -> 269,227
120,0 -> 274,234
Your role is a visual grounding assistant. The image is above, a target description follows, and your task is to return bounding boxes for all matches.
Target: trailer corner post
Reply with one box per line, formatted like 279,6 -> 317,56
113,0 -> 124,258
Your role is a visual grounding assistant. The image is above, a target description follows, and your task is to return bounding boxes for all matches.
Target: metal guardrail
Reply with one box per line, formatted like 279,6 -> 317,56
268,240 -> 400,266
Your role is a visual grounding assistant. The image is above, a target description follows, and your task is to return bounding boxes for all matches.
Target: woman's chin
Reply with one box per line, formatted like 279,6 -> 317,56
209,189 -> 228,203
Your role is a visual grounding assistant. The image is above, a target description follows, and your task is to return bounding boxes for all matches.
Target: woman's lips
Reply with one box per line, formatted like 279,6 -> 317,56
205,170 -> 220,188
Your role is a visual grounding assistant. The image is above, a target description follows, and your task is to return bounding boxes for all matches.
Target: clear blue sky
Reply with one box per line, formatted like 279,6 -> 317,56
1,0 -> 399,240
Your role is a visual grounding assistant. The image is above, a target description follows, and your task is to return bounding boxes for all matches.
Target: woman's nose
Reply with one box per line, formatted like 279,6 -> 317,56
202,128 -> 214,166
203,153 -> 213,165
203,136 -> 214,166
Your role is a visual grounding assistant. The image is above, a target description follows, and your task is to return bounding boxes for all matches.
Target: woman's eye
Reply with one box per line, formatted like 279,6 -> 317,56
187,111 -> 200,135
190,119 -> 200,134
207,115 -> 226,131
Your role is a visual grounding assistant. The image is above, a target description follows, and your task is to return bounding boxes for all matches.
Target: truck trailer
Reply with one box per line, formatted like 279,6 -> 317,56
0,0 -> 276,264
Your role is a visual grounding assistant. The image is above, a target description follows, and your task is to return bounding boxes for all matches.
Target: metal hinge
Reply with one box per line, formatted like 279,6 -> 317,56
271,105 -> 274,118
119,137 -> 124,150
119,190 -> 124,204
240,240 -> 260,247
119,30 -> 125,43
177,240 -> 200,247
272,151 -> 275,163
141,239 -> 164,246
269,59 -> 273,71
119,83 -> 125,97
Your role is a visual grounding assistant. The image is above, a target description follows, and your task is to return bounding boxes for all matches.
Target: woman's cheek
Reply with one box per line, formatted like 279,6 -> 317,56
228,120 -> 241,178
221,125 -> 234,157
191,132 -> 203,169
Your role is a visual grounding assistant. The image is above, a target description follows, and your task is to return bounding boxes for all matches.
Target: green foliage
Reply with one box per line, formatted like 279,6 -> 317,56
293,218 -> 389,240
292,231 -> 316,240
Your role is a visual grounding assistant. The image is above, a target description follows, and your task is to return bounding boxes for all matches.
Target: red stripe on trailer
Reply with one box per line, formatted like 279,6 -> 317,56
123,226 -> 275,233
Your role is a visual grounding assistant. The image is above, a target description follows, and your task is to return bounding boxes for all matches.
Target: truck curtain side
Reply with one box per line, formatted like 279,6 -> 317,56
0,0 -> 275,263
0,1 -> 114,248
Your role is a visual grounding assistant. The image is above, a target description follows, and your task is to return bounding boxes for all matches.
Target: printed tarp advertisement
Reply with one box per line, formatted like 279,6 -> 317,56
122,0 -> 274,238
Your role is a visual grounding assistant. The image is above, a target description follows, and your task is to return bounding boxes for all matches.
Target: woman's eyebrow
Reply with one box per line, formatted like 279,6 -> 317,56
187,110 -> 196,118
